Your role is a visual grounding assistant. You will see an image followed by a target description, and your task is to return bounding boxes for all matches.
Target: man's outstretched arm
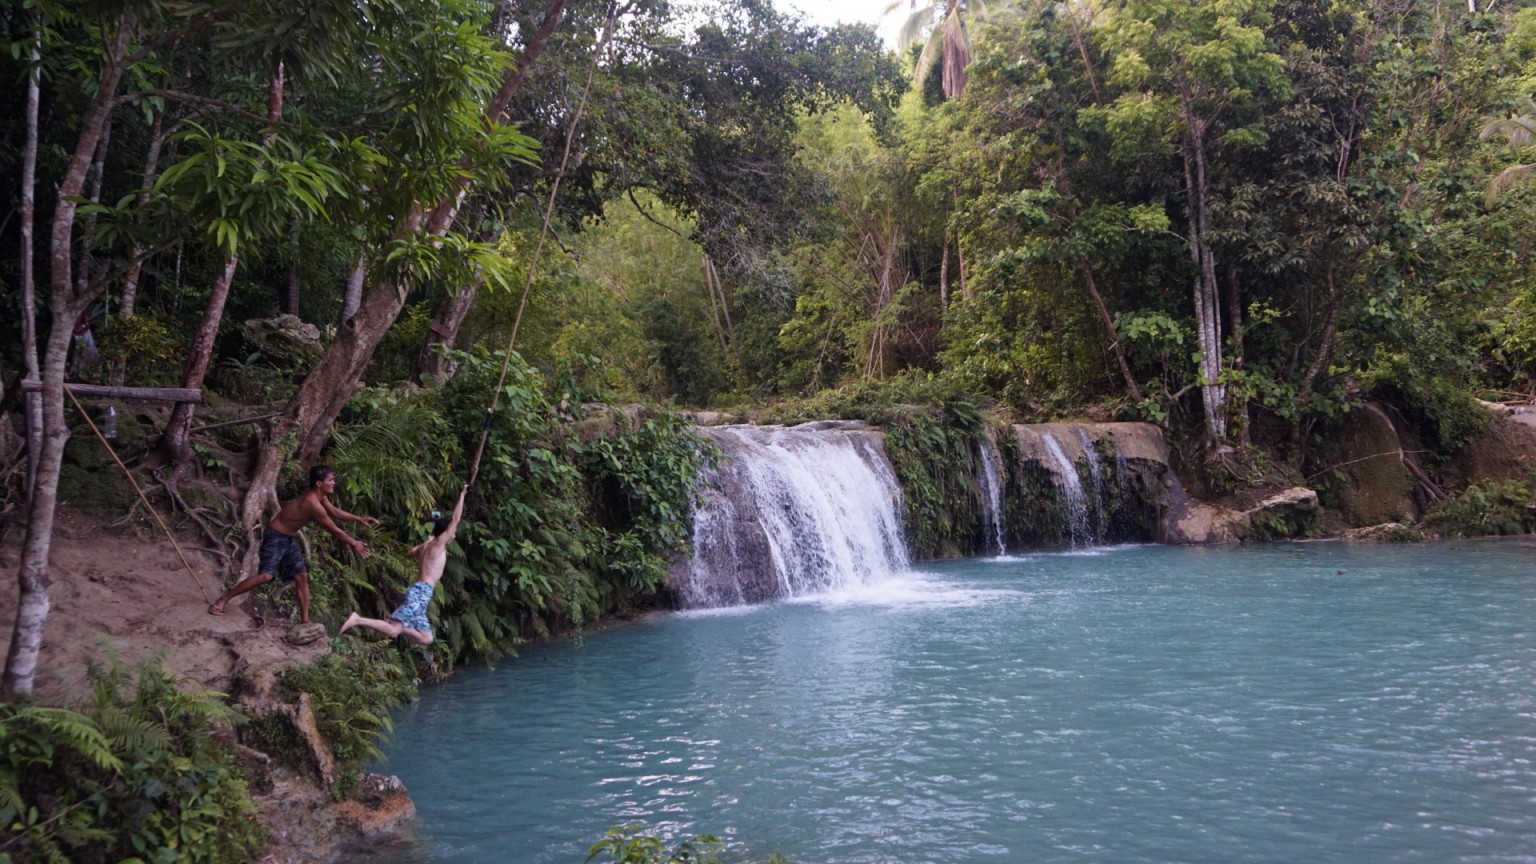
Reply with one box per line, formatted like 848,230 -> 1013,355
322,496 -> 379,527
307,497 -> 369,558
441,485 -> 468,545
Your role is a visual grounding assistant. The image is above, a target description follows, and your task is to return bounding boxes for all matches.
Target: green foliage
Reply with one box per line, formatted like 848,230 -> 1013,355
99,312 -> 184,388
331,386 -> 457,529
1426,478 -> 1536,538
1368,374 -> 1494,460
277,641 -> 418,799
309,350 -> 714,667
585,825 -> 724,864
0,662 -> 263,864
577,412 -> 718,603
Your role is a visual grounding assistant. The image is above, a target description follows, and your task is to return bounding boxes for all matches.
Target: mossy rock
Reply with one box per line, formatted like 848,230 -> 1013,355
59,415 -> 139,516
1306,403 -> 1417,527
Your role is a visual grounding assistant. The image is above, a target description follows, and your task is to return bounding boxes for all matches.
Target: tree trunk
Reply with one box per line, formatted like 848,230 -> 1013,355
939,234 -> 950,310
339,255 -> 365,325
20,19 -> 42,496
415,283 -> 480,382
1077,260 -> 1143,404
236,0 -> 569,576
1180,99 -> 1226,443
158,255 -> 239,465
118,108 -> 167,324
1224,263 -> 1247,445
1297,264 -> 1345,404
5,10 -> 134,700
415,202 -> 488,383
700,254 -> 729,357
74,113 -> 115,303
283,257 -> 301,316
157,63 -> 287,468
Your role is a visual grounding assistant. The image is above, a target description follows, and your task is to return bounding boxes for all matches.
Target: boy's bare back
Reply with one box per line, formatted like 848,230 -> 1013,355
409,485 -> 467,588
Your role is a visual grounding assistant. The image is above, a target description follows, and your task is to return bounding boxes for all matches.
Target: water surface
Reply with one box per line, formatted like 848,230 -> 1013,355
374,541 -> 1536,863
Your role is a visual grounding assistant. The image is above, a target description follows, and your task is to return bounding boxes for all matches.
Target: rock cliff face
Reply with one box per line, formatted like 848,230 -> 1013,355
1443,407 -> 1536,490
229,631 -> 418,863
1003,422 -> 1172,547
1304,402 -> 1419,528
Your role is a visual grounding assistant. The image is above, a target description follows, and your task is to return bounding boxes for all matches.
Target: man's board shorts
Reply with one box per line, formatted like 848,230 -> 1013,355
390,581 -> 434,635
257,529 -> 305,583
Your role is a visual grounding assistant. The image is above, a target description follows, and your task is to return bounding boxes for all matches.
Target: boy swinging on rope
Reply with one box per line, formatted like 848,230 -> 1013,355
340,484 -> 467,645
208,465 -> 377,624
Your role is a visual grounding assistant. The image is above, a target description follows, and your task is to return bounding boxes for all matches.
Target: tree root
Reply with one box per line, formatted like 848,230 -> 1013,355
150,468 -> 242,582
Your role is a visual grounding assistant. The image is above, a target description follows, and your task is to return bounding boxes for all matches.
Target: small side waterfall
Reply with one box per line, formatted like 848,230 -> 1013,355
976,438 -> 1006,555
1041,431 -> 1093,546
1074,428 -> 1105,508
675,423 -> 909,608
1010,422 -> 1171,548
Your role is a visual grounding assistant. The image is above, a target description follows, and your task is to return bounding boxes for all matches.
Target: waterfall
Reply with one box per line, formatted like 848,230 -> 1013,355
675,424 -> 910,608
1041,431 -> 1093,547
976,438 -> 1006,555
1074,426 -> 1106,540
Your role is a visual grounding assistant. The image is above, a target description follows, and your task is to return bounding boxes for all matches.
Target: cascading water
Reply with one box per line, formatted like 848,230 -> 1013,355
1041,431 -> 1093,546
976,439 -> 1006,555
675,424 -> 909,608
1074,426 -> 1106,539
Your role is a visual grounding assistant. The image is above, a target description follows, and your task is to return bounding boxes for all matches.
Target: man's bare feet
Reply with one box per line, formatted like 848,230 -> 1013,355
339,612 -> 360,634
207,600 -> 226,616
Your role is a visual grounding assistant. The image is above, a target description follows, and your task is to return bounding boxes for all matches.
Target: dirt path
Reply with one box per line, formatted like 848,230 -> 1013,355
0,503 -> 296,706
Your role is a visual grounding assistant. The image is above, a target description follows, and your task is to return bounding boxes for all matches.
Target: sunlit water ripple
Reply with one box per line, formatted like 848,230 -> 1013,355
366,540 -> 1536,863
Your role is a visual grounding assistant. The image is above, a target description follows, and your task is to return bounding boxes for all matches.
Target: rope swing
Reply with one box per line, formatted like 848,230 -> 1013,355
465,0 -> 624,489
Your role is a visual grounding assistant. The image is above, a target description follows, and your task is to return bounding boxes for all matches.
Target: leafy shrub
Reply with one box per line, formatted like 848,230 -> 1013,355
1425,478 -> 1536,537
585,826 -> 725,864
0,661 -> 264,864
100,311 -> 184,388
315,349 -> 715,667
576,411 -> 717,606
1368,374 -> 1492,459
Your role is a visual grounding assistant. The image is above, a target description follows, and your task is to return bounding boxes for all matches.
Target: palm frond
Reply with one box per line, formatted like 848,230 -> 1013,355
896,3 -> 939,51
940,7 -> 972,98
1480,116 -> 1536,146
1479,98 -> 1536,146
1487,162 -> 1536,203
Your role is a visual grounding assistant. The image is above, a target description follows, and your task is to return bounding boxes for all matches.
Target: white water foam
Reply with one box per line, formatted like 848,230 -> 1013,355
785,570 -> 1022,610
678,425 -> 910,608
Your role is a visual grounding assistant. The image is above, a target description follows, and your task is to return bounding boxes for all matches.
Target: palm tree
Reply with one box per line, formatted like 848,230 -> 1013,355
1480,98 -> 1536,202
887,0 -> 1018,99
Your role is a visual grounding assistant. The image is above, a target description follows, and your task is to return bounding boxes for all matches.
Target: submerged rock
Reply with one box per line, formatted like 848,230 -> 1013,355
1342,522 -> 1425,542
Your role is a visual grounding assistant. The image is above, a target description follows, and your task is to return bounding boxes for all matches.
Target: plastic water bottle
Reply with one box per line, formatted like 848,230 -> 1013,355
103,405 -> 117,441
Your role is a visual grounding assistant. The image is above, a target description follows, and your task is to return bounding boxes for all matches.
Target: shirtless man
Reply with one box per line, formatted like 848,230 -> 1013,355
339,484 -> 466,646
208,465 -> 377,624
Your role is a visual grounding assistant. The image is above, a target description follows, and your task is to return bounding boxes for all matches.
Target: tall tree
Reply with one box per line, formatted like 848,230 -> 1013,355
1098,0 -> 1287,443
5,5 -> 135,698
891,0 -> 1019,99
235,0 -> 563,575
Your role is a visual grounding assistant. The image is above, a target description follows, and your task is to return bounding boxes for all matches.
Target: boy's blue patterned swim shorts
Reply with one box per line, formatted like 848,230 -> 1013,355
389,581 -> 434,635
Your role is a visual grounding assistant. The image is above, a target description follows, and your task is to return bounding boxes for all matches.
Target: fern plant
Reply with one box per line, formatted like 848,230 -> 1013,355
0,661 -> 264,864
